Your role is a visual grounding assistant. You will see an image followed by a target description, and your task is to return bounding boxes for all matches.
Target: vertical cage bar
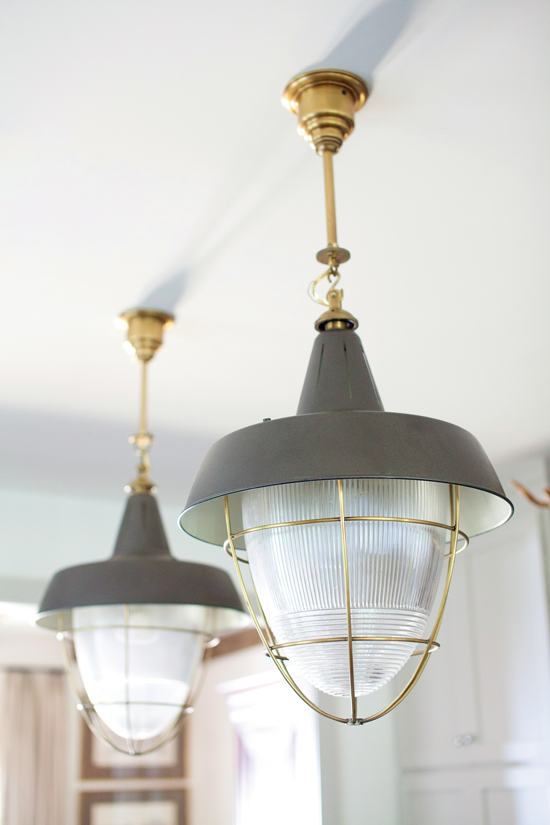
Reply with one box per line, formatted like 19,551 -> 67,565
123,603 -> 136,755
338,479 -> 357,722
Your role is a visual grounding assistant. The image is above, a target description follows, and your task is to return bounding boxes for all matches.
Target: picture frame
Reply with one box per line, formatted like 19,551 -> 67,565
79,790 -> 186,825
81,721 -> 185,780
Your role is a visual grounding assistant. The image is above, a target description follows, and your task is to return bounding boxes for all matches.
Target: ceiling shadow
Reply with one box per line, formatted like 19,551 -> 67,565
136,268 -> 190,315
127,0 -> 421,316
303,0 -> 419,83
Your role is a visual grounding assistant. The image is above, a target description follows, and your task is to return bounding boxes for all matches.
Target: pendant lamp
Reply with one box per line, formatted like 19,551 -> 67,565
37,309 -> 247,754
179,70 -> 513,725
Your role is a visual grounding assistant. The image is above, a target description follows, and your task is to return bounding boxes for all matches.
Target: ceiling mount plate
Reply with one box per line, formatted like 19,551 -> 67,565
282,69 -> 369,155
117,308 -> 174,363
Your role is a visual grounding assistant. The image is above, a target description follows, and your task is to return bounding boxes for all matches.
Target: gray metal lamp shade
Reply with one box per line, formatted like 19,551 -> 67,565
37,492 -> 246,630
179,328 -> 513,546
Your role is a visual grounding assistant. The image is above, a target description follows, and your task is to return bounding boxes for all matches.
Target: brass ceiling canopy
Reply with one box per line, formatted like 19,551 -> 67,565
282,69 -> 369,155
118,308 -> 174,363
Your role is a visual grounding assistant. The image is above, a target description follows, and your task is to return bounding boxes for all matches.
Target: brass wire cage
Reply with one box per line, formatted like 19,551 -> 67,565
223,481 -> 466,725
56,608 -> 218,755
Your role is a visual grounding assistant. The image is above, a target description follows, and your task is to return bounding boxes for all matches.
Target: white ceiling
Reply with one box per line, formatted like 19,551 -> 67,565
1,0 -> 549,505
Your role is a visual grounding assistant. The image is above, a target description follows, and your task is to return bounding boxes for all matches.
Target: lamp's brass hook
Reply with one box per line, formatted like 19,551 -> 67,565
309,260 -> 342,307
510,479 -> 550,508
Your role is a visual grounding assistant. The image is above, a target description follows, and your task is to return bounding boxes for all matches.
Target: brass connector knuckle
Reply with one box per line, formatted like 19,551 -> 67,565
317,246 -> 351,265
128,476 -> 156,495
315,308 -> 359,332
118,309 -> 174,363
129,432 -> 154,452
282,69 -> 369,155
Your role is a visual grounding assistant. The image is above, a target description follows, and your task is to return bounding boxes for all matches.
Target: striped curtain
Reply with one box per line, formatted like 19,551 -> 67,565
1,670 -> 67,825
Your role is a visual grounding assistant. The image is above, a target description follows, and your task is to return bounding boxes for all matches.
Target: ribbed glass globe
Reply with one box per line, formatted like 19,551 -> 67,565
72,603 -> 209,741
241,479 -> 447,697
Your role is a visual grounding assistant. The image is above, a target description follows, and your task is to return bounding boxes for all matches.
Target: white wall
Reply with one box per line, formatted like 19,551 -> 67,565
0,486 -> 240,594
318,688 -> 400,825
394,454 -> 550,823
190,644 -> 400,825
189,644 -> 274,825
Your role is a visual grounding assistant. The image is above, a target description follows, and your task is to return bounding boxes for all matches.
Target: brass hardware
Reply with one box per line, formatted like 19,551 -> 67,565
116,308 -> 174,495
310,264 -> 359,330
316,247 -> 350,265
282,69 -> 369,155
311,265 -> 340,305
510,479 -> 550,508
324,151 -> 338,244
270,637 -> 440,654
284,70 -> 368,329
315,302 -> 359,332
117,309 -> 174,364
338,478 -> 357,722
66,624 -> 219,637
229,515 -> 469,553
223,484 -> 464,725
223,538 -> 249,565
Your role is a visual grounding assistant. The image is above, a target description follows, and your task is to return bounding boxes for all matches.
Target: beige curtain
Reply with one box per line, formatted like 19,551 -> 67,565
1,670 -> 67,825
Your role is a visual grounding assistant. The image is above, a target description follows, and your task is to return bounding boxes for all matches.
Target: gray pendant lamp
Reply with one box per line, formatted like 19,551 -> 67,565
36,309 -> 247,754
179,70 -> 513,726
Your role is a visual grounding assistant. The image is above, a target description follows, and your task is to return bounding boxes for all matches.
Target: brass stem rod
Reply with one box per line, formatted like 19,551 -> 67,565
323,151 -> 338,247
139,359 -> 148,437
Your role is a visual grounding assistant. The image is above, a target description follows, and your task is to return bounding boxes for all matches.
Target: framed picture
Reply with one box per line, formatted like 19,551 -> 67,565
80,790 -> 186,825
81,721 -> 185,780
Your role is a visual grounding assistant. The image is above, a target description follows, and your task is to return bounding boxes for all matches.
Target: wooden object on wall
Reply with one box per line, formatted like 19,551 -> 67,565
211,625 -> 262,658
81,721 -> 186,780
80,789 -> 186,825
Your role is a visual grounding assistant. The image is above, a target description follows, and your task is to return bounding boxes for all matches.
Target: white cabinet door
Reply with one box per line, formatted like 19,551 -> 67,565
395,553 -> 480,769
403,766 -> 550,825
398,457 -> 550,769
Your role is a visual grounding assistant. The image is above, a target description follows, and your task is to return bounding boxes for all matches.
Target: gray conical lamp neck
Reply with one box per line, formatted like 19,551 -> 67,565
297,327 -> 384,415
112,492 -> 171,559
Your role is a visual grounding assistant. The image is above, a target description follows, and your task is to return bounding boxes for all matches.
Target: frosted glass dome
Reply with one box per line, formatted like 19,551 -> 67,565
72,603 -> 211,743
241,478 -> 447,697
